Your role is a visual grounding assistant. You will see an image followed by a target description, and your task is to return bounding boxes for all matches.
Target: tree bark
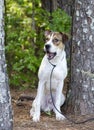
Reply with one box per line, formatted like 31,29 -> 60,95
41,0 -> 52,12
0,0 -> 13,129
68,0 -> 94,115
41,0 -> 64,12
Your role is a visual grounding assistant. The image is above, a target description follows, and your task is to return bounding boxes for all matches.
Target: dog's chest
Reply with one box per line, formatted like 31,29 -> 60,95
38,59 -> 61,80
38,56 -> 67,90
43,68 -> 59,90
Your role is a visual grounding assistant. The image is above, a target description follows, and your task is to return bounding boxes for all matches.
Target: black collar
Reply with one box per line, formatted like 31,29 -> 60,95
48,60 -> 56,68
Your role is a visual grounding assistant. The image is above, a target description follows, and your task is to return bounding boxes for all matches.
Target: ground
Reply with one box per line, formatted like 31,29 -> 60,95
11,88 -> 94,130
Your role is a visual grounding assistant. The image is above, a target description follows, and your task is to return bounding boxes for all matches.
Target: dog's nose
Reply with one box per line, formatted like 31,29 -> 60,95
45,44 -> 51,50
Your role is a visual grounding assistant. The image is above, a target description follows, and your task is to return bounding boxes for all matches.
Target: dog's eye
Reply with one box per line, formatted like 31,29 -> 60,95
53,39 -> 59,43
45,38 -> 49,42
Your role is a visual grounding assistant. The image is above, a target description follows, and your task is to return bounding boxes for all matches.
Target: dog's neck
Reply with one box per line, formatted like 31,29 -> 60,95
47,50 -> 65,67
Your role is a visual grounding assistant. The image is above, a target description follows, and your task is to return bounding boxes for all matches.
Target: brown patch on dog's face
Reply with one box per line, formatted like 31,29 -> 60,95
52,32 -> 64,49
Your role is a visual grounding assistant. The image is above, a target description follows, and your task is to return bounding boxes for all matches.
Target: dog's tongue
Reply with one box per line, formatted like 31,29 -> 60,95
47,52 -> 56,60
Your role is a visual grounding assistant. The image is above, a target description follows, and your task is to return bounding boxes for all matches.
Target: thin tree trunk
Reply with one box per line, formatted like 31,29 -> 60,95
68,0 -> 94,115
0,0 -> 13,129
41,0 -> 56,12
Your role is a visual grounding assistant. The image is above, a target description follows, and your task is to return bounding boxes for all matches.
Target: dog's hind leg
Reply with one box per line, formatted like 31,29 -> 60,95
41,93 -> 55,112
54,81 -> 65,120
60,93 -> 65,106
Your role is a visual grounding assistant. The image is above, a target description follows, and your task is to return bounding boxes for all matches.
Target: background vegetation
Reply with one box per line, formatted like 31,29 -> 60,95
5,0 -> 71,89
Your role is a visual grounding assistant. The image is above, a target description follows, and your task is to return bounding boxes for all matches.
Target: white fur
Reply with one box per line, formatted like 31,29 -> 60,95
30,35 -> 67,122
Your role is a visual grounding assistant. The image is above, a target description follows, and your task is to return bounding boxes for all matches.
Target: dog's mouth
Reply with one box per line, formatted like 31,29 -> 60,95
46,51 -> 56,60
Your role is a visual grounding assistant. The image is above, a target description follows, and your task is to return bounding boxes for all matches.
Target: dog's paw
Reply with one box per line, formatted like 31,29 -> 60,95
56,113 -> 65,121
32,114 -> 40,122
30,109 -> 40,122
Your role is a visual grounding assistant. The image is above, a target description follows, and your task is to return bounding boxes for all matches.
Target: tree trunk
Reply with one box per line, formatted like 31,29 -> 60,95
41,0 -> 73,13
68,0 -> 94,115
0,0 -> 13,129
41,0 -> 65,12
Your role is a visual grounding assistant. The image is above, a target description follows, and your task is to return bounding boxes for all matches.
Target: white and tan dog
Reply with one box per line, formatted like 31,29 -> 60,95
30,31 -> 68,122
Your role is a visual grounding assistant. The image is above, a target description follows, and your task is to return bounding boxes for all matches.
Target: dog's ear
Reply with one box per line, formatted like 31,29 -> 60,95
44,30 -> 51,37
60,32 -> 69,43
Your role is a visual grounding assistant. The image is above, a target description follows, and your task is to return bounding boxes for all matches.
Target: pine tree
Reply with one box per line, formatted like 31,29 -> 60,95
69,0 -> 94,115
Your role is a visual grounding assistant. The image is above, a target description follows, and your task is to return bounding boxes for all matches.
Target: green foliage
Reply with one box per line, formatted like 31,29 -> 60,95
6,0 -> 71,89
49,9 -> 71,33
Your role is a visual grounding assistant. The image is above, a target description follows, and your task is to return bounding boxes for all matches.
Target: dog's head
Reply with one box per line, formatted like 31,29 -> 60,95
44,30 -> 69,60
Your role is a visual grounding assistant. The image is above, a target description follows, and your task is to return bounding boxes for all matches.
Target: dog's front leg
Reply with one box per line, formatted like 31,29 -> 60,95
30,81 -> 45,122
55,81 -> 65,120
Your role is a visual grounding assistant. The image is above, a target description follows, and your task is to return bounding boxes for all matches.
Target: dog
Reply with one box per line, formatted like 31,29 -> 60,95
30,30 -> 68,122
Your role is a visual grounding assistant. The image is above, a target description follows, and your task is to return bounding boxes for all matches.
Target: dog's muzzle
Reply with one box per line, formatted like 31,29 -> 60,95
45,44 -> 56,60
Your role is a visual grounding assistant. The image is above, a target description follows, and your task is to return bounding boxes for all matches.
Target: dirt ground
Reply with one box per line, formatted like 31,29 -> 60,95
11,88 -> 94,130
